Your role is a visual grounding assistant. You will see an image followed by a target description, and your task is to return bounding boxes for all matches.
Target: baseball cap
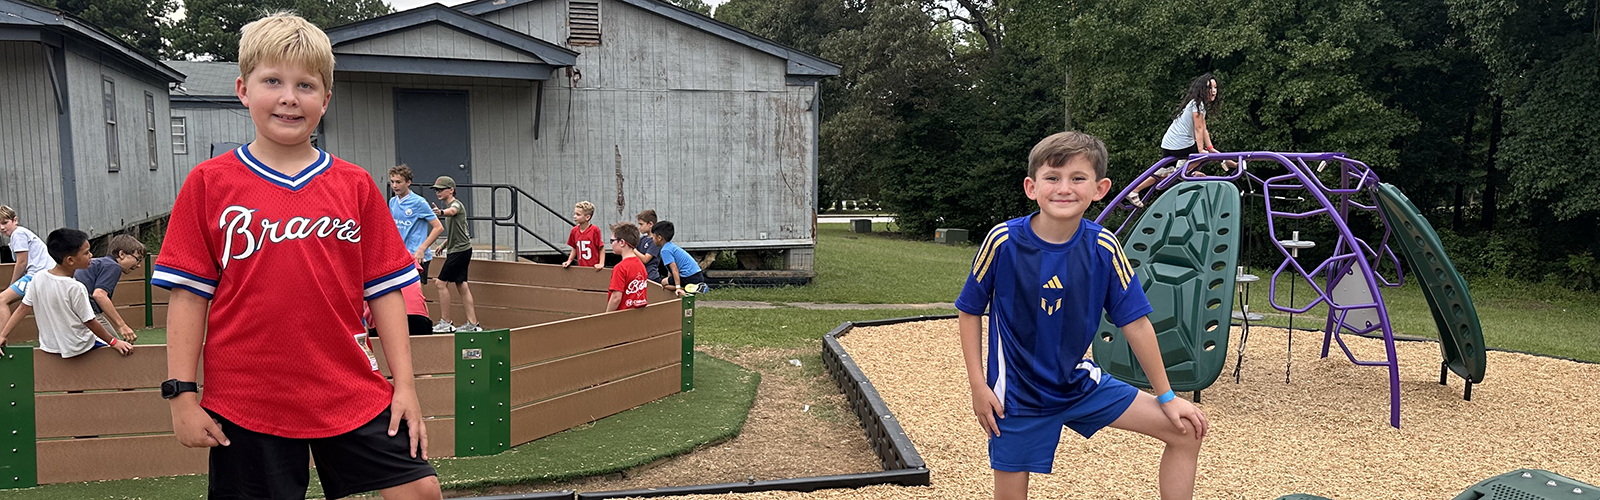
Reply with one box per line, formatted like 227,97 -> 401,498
431,176 -> 456,190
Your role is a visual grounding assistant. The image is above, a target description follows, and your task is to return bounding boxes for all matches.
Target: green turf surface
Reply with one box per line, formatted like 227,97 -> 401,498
0,352 -> 757,500
707,223 -> 975,304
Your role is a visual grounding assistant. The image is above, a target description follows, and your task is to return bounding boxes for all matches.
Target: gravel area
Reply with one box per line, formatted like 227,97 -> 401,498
630,319 -> 1600,499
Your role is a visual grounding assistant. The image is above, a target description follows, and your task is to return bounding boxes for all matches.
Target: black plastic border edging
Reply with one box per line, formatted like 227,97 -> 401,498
573,469 -> 929,499
460,490 -> 577,499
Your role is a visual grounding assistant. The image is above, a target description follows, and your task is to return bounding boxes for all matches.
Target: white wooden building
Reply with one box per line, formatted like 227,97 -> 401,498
171,1 -> 838,274
0,0 -> 183,238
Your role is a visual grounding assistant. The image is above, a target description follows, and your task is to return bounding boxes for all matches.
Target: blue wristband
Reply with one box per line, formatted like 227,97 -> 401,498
1156,390 -> 1176,405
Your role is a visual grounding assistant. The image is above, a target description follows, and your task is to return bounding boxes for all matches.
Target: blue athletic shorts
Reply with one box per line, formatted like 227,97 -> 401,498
988,373 -> 1139,473
7,275 -> 32,297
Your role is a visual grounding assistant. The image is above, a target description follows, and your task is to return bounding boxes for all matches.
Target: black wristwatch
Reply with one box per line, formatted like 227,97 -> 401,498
161,379 -> 198,399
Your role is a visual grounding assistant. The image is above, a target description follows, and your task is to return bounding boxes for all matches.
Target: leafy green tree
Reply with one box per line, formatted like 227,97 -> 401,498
666,0 -> 713,15
31,0 -> 175,57
167,0 -> 391,61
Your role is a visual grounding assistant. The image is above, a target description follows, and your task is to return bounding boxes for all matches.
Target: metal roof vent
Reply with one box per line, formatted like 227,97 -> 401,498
568,0 -> 601,46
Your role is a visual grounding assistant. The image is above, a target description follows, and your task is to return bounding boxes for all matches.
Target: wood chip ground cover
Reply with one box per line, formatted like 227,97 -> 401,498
636,319 -> 1600,499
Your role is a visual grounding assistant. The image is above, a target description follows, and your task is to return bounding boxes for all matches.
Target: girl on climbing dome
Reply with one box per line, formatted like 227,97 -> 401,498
1126,72 -> 1231,208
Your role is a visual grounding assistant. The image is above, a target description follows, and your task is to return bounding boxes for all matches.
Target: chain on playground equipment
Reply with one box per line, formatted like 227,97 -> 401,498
1095,151 -> 1410,428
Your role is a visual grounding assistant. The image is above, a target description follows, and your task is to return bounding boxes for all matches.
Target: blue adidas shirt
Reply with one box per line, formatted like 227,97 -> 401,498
390,192 -> 439,261
660,242 -> 702,277
955,214 -> 1153,416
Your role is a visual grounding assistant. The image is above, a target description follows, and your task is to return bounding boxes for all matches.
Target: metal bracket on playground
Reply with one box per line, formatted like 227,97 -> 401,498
1097,151 -> 1487,429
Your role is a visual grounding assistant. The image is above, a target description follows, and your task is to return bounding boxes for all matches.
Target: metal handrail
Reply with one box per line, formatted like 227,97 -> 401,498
414,183 -> 575,258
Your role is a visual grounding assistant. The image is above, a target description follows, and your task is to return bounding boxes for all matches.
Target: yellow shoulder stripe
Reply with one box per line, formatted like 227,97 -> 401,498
971,225 -> 1009,282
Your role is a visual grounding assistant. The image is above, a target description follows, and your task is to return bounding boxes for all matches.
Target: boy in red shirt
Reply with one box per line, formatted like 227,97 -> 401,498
606,223 -> 649,311
562,201 -> 604,270
152,13 -> 440,500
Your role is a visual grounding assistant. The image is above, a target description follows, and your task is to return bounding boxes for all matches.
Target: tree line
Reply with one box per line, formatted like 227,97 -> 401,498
716,0 -> 1599,285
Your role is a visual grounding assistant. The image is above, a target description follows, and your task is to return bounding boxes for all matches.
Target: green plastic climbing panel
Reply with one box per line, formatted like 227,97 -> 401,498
1092,181 -> 1242,392
1375,183 -> 1486,384
1452,469 -> 1599,500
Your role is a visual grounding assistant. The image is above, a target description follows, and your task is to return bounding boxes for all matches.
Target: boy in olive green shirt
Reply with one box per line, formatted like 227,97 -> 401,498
430,176 -> 481,332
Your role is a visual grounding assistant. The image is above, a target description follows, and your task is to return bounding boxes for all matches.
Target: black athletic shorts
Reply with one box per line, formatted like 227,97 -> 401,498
1161,143 -> 1200,159
207,408 -> 436,499
680,270 -> 706,286
437,251 -> 471,284
369,315 -> 437,337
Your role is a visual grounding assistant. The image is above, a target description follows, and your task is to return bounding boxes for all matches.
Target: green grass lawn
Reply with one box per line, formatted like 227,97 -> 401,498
709,223 -> 975,304
714,223 -> 1600,362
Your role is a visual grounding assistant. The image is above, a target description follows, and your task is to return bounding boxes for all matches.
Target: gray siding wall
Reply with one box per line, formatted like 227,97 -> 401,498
483,0 -> 787,91
170,105 -> 255,187
317,0 -> 817,253
0,41 -> 67,232
64,46 -> 177,236
337,24 -> 541,64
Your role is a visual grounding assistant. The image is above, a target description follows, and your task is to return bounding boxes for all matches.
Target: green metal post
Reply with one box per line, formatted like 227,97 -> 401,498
143,252 -> 154,328
454,329 -> 510,457
681,295 -> 695,392
0,346 -> 37,489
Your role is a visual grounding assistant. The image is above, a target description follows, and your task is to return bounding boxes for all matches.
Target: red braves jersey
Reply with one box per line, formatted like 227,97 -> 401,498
568,224 -> 603,267
152,146 -> 419,439
610,256 -> 649,310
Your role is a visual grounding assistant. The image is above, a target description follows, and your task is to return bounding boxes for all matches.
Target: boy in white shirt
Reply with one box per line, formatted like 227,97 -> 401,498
0,205 -> 56,330
0,228 -> 132,356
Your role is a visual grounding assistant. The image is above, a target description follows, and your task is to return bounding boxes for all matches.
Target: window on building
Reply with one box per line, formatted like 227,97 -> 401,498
146,92 -> 157,170
568,0 -> 601,46
171,117 -> 187,155
103,77 -> 118,172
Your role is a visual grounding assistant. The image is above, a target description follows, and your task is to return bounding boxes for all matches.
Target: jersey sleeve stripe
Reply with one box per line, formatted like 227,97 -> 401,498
975,234 -> 1009,283
1096,239 -> 1129,289
363,266 -> 421,300
1098,231 -> 1136,290
151,266 -> 218,299
970,225 -> 1008,277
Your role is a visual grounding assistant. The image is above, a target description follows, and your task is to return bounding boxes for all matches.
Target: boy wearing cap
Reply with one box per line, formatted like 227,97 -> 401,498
430,176 -> 481,333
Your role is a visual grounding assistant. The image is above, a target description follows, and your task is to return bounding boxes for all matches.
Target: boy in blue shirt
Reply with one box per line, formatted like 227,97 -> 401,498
651,221 -> 703,297
957,131 -> 1208,500
389,165 -> 444,283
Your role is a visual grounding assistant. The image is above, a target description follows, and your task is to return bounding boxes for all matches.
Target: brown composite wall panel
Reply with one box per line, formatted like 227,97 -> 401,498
415,375 -> 454,417
4,304 -> 167,343
507,300 -> 680,366
509,331 -> 680,407
33,344 -> 171,391
36,434 -> 209,484
422,281 -> 608,316
372,333 -> 456,377
423,303 -> 578,330
36,390 -> 171,438
110,284 -> 169,306
509,364 -> 679,447
426,417 -> 455,458
468,260 -> 613,292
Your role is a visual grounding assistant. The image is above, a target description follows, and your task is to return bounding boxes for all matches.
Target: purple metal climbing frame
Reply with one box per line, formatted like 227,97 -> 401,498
1095,151 -> 1409,428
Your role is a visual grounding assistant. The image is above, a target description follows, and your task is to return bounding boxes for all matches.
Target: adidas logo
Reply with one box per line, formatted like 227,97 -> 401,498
1041,276 -> 1063,314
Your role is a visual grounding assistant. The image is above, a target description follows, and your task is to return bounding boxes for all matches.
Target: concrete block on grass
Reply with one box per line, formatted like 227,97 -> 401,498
850,219 -> 872,233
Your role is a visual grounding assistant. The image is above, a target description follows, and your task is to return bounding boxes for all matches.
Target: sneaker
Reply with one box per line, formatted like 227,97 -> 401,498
454,322 -> 483,332
1153,165 -> 1179,178
432,320 -> 455,333
1125,192 -> 1145,208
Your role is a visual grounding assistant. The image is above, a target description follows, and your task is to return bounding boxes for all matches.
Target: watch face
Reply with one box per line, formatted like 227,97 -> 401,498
161,379 -> 177,399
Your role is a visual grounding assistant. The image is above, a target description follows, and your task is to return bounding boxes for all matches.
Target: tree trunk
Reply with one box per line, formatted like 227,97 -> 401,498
1063,67 -> 1073,130
1482,96 -> 1503,231
1454,103 -> 1477,232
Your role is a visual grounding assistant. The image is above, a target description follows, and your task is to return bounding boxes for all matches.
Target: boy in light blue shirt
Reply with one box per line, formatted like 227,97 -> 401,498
388,165 -> 444,283
652,221 -> 703,296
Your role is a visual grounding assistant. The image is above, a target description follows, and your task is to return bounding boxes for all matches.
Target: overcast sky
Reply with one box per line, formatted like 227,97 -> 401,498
385,0 -> 726,12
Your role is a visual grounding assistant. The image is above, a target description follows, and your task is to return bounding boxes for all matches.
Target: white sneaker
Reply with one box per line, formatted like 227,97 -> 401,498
1153,165 -> 1179,178
432,320 -> 455,333
1125,192 -> 1146,208
454,322 -> 483,332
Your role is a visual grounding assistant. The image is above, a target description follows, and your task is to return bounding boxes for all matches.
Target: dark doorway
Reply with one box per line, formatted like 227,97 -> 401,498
394,90 -> 471,209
